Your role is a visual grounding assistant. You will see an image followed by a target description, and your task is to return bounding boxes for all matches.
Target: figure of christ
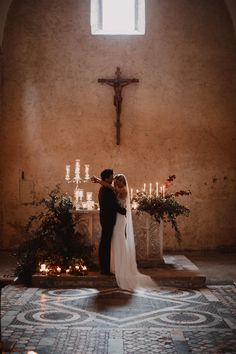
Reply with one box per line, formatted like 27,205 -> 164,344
98,67 -> 139,145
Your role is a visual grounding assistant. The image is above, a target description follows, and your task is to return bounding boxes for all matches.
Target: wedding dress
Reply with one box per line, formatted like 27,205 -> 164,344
110,176 -> 159,291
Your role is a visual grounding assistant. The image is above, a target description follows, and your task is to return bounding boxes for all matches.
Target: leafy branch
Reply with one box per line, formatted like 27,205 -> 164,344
134,176 -> 191,241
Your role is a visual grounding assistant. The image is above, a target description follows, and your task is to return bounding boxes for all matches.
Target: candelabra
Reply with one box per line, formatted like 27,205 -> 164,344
65,160 -> 95,210
65,159 -> 90,184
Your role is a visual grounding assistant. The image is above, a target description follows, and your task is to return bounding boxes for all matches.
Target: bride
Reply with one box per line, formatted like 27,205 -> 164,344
92,173 -> 158,291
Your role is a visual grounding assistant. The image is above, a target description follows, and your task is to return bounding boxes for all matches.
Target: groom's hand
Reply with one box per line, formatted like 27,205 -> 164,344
91,176 -> 100,183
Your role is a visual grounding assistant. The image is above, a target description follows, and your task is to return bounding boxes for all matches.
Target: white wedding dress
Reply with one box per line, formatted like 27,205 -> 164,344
110,176 -> 159,291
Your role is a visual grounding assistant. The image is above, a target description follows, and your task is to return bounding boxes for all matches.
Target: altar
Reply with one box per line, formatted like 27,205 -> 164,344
64,159 -> 167,267
72,210 -> 164,266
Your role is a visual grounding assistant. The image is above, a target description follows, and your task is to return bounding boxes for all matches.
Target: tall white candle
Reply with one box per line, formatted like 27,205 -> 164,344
130,188 -> 133,200
74,159 -> 81,183
160,186 -> 163,197
163,185 -> 165,198
74,189 -> 80,202
84,164 -> 90,180
155,182 -> 159,197
65,165 -> 70,181
149,183 -> 152,196
143,183 -> 146,192
86,192 -> 93,201
75,159 -> 80,173
78,189 -> 84,201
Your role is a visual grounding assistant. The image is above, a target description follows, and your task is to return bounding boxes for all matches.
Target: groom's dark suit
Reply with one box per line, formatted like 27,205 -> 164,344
98,186 -> 126,274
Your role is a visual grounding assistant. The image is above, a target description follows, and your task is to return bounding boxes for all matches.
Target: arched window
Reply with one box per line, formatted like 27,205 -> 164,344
91,0 -> 145,35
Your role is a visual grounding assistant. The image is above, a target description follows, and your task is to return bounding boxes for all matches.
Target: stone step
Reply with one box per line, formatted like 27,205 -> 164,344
32,255 -> 206,289
32,271 -> 205,289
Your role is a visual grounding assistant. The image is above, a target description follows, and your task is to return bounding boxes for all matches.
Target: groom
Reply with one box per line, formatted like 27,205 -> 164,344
98,169 -> 126,275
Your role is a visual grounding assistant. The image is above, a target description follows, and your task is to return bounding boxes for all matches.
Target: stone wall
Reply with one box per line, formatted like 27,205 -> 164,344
0,0 -> 236,251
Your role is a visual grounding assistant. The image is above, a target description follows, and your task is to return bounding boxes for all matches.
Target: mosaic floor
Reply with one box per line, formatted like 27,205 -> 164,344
1,285 -> 236,353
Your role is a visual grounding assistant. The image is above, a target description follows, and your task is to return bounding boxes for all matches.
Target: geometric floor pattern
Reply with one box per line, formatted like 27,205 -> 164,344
1,285 -> 236,353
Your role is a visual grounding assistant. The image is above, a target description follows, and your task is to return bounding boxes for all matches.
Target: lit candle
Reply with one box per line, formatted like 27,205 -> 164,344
78,189 -> 84,201
163,185 -> 165,198
160,186 -> 163,197
143,183 -> 146,192
84,164 -> 90,181
86,192 -> 93,201
74,189 -> 79,203
75,265 -> 80,270
74,159 -> 81,183
40,264 -> 46,272
66,269 -> 70,274
65,165 -> 70,181
82,265 -> 87,271
74,188 -> 83,203
155,182 -> 159,197
56,266 -> 61,273
136,189 -> 139,194
149,183 -> 152,196
82,201 -> 87,209
130,188 -> 133,200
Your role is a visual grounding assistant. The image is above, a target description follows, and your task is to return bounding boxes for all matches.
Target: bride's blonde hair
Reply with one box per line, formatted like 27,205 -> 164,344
114,174 -> 126,186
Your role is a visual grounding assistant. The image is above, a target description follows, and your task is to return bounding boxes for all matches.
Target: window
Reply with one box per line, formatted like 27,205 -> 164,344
91,0 -> 145,35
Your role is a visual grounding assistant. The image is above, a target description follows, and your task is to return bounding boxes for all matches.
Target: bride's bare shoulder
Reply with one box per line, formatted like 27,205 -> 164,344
118,186 -> 127,199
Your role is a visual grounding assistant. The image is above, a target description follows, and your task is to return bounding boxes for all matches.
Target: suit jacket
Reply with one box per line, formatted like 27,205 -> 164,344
99,186 -> 126,228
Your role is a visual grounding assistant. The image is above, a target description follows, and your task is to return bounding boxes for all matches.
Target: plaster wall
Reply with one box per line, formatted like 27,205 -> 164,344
0,0 -> 236,250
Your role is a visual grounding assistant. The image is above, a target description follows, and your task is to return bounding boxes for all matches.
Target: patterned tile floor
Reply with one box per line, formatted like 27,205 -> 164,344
1,285 -> 236,353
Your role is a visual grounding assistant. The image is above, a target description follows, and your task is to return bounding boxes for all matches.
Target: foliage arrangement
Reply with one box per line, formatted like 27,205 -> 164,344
15,185 -> 94,284
134,175 -> 191,241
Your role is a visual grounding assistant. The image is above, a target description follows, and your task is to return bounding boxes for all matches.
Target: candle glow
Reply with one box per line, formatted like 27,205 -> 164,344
40,264 -> 46,272
84,164 -> 90,181
155,182 -> 159,197
130,188 -> 133,200
149,183 -> 152,196
74,159 -> 81,183
163,185 -> 165,198
65,165 -> 70,181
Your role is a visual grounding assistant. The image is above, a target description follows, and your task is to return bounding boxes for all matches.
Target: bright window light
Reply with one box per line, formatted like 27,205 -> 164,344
102,0 -> 135,33
91,0 -> 145,35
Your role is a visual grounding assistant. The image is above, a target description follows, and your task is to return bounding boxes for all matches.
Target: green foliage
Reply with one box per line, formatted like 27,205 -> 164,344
134,176 -> 191,241
15,185 -> 94,284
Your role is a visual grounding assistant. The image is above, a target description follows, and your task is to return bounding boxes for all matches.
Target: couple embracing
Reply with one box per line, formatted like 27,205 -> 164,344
92,169 -> 157,291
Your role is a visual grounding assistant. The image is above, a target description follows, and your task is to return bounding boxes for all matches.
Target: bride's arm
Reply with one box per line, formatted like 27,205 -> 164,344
91,176 -> 115,191
117,186 -> 127,200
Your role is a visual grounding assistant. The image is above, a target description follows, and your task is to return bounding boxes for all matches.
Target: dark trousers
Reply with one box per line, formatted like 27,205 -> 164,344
99,223 -> 114,273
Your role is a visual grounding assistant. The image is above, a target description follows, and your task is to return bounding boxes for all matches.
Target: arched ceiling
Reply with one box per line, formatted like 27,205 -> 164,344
0,0 -> 236,46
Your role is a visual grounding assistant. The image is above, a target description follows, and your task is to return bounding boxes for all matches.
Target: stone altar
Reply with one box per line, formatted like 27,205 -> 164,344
72,210 -> 164,266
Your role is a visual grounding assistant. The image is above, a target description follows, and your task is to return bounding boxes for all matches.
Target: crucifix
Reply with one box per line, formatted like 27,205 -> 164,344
98,67 -> 139,145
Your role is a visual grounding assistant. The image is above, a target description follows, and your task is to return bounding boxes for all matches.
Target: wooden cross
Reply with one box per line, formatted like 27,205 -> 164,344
98,67 -> 139,145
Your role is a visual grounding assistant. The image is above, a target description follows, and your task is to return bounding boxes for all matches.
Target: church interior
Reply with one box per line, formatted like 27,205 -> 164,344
0,0 -> 236,353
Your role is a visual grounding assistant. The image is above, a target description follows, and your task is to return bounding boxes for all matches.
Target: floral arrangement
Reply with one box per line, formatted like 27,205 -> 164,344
133,175 -> 191,241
